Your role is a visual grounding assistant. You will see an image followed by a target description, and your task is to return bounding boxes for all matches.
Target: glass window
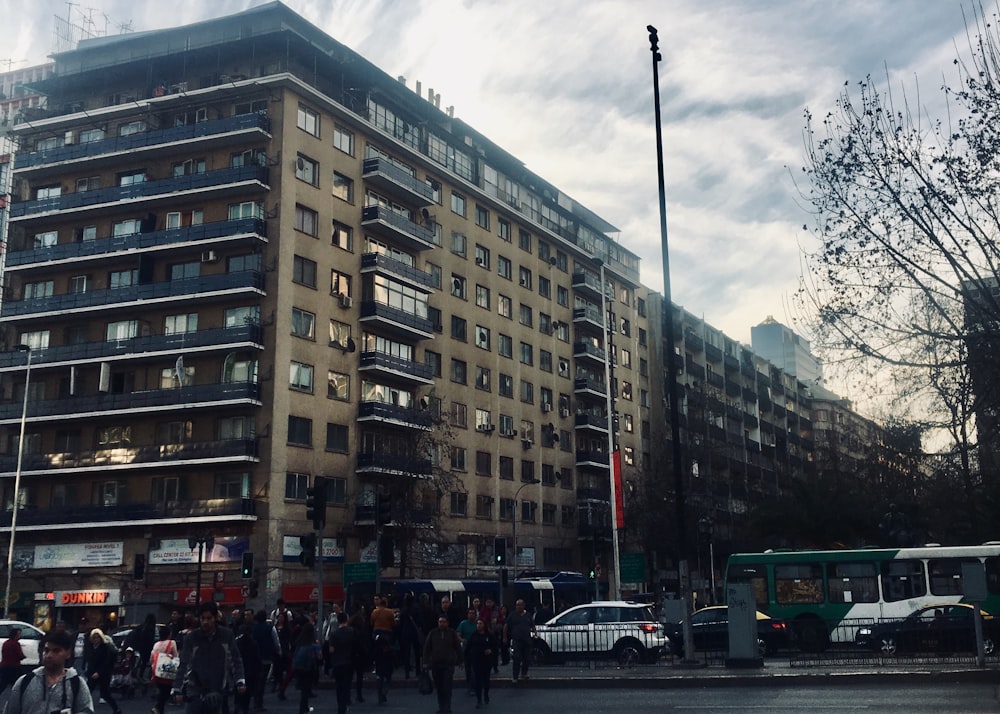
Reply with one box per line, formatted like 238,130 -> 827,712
475,326 -> 490,350
475,204 -> 489,229
450,359 -> 467,385
518,228 -> 532,253
499,374 -> 514,398
520,342 -> 533,366
295,154 -> 319,185
451,316 -> 467,341
326,424 -> 349,452
424,350 -> 442,377
297,104 -> 320,136
518,266 -> 532,290
476,366 -> 491,391
475,244 -> 490,269
476,284 -> 490,310
498,295 -> 512,319
290,361 -> 314,392
929,558 -> 973,596
450,492 -> 468,516
293,255 -> 317,287
557,285 -> 569,307
498,334 -> 513,358
332,220 -> 353,251
826,562 -> 878,603
774,563 -> 824,604
332,172 -> 354,202
498,256 -> 512,280
499,457 -> 514,481
291,308 -> 316,339
287,416 -> 312,446
451,232 -> 467,257
328,371 -> 350,400
285,472 -> 309,500
333,125 -> 354,154
498,219 -> 511,242
451,274 -> 467,299
881,559 -> 927,602
451,192 -> 466,216
295,205 -> 319,236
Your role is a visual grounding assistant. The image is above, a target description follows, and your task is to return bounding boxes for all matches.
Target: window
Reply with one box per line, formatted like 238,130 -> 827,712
498,256 -> 512,280
328,371 -> 350,400
476,366 -> 491,391
326,423 -> 349,452
155,421 -> 192,445
20,331 -> 49,350
75,176 -> 100,192
332,220 -> 353,251
498,219 -> 511,242
235,99 -> 268,115
499,374 -> 514,398
332,172 -> 353,202
620,317 -> 631,337
326,477 -> 348,506
556,251 -> 568,271
542,503 -> 556,526
329,319 -> 352,348
640,358 -> 648,377
424,350 -> 442,378
450,359 -> 467,385
638,328 -> 647,347
499,456 -> 514,481
331,270 -> 352,297
172,158 -> 205,176
519,304 -> 533,327
561,504 -> 575,526
499,414 -> 515,436
540,350 -> 552,373
521,500 -> 537,523
557,285 -> 569,307
623,413 -> 634,433
450,492 -> 468,517
518,266 -> 532,289
476,284 -> 490,310
451,232 -> 467,257
475,204 -> 490,229
542,463 -> 556,486
623,446 -> 634,465
79,225 -> 97,241
451,274 -> 467,299
427,263 -> 442,289
621,348 -> 632,368
287,416 -> 313,447
291,308 -> 316,339
215,474 -> 248,499
333,125 -> 354,154
520,379 -> 534,403
498,334 -> 513,358
109,270 -> 137,288
775,564 -> 824,604
285,472 -> 309,500
476,495 -> 493,518
475,326 -> 490,350
106,320 -> 138,341
225,306 -> 260,327
151,477 -> 180,503
641,389 -> 649,408
521,460 -> 535,483
451,192 -> 466,216
475,244 -> 490,269
290,361 -> 314,392
538,241 -> 551,262
293,255 -> 317,287
450,402 -> 468,429
94,481 -> 123,507
228,201 -> 262,220
519,342 -> 533,366
540,387 -> 554,411
295,154 -> 319,185
170,262 -> 200,281
518,228 -> 532,253
36,184 -> 61,199
69,275 -> 89,294
451,446 -> 467,471
498,295 -> 512,319
539,276 -> 551,299
295,205 -> 319,237
622,381 -> 633,401
451,316 -> 467,341
297,104 -> 320,136
118,170 -> 146,186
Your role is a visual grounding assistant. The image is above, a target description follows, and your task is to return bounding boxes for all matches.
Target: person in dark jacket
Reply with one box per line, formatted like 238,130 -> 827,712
326,613 -> 357,714
371,631 -> 394,705
250,610 -> 278,710
128,613 -> 158,678
234,624 -> 261,714
348,609 -> 370,704
290,623 -> 318,714
171,600 -> 247,714
422,616 -> 462,714
465,618 -> 498,709
86,629 -> 122,714
397,593 -> 423,678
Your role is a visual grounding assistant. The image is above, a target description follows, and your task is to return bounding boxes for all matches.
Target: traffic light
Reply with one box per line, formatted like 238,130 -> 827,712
493,537 -> 507,566
133,554 -> 146,581
377,493 -> 392,526
299,533 -> 317,568
241,551 -> 254,579
306,476 -> 328,531
588,565 -> 596,580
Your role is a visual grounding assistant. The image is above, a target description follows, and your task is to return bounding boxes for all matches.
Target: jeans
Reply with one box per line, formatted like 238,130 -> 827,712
332,665 -> 352,714
472,661 -> 492,704
511,639 -> 530,679
431,665 -> 455,713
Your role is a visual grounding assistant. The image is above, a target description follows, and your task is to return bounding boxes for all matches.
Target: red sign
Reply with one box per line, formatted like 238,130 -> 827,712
281,583 -> 344,604
178,585 -> 245,606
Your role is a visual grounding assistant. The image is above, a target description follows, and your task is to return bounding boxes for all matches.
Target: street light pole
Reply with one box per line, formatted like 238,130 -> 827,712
597,259 -> 623,601
4,345 -> 31,618
511,478 -> 540,575
189,536 -> 214,607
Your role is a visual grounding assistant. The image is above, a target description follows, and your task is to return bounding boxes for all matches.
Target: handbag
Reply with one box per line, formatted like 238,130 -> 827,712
152,643 -> 179,680
417,669 -> 434,695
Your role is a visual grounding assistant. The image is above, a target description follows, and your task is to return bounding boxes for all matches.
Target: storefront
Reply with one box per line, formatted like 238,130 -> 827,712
280,583 -> 345,608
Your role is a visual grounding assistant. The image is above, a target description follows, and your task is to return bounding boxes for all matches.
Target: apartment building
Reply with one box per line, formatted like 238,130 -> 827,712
0,2 -> 651,623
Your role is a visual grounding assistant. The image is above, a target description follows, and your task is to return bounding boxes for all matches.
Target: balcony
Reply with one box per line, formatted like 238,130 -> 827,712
708,424 -> 726,442
0,438 -> 259,477
355,452 -> 433,477
0,271 -> 265,322
572,306 -> 604,332
14,113 -> 273,172
573,377 -> 607,399
357,401 -> 433,430
723,354 -> 740,372
574,412 -> 609,433
744,413 -> 759,429
0,324 -> 264,373
576,449 -> 610,469
0,382 -> 261,425
725,379 -> 742,398
360,253 -> 435,291
10,166 -> 270,220
0,497 -> 256,532
5,218 -> 267,269
745,438 -> 761,453
359,301 -> 434,340
707,371 -> 724,389
360,205 -> 435,251
573,341 -> 606,365
576,486 -> 611,502
684,331 -> 704,352
359,350 -> 434,385
705,343 -> 723,363
362,158 -> 435,206
354,502 -> 434,526
685,359 -> 706,381
571,271 -> 603,301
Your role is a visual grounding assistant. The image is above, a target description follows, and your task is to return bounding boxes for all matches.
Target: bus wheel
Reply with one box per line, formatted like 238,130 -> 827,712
878,635 -> 897,656
795,620 -> 830,653
984,637 -> 995,656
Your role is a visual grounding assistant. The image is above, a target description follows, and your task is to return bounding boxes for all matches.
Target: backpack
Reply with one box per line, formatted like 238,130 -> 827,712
18,671 -> 82,708
291,643 -> 317,674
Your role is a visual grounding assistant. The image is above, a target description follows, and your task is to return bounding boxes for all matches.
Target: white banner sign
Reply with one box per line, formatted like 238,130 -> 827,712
34,542 -> 123,569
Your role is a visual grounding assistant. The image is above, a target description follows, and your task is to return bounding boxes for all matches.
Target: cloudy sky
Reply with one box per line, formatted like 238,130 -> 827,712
6,0 -> 975,401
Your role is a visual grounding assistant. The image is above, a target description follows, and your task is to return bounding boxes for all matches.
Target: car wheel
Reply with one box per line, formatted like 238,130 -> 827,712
878,635 -> 898,656
984,637 -> 995,656
757,637 -> 768,658
795,620 -> 830,653
614,639 -> 644,668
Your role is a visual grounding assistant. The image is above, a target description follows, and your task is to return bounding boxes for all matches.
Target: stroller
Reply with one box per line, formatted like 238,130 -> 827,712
109,647 -> 140,699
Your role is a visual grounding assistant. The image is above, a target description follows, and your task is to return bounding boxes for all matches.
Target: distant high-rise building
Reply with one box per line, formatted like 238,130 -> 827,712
751,316 -> 821,383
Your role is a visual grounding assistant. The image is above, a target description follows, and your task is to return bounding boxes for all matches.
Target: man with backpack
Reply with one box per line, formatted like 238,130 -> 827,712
4,630 -> 94,714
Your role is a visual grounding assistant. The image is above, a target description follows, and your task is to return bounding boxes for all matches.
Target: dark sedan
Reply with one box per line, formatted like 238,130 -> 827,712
856,603 -> 996,655
666,606 -> 790,657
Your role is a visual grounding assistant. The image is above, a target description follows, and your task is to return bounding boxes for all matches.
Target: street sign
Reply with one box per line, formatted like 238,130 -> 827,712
343,561 -> 377,585
619,552 -> 646,584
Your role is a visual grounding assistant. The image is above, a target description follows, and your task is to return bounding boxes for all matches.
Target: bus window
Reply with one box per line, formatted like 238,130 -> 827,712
985,557 -> 1000,594
881,559 -> 926,602
749,575 -> 768,610
929,558 -> 975,596
774,563 -> 823,604
826,562 -> 878,603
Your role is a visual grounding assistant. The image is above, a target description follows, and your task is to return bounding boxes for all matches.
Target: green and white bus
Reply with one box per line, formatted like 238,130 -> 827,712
726,545 -> 1000,651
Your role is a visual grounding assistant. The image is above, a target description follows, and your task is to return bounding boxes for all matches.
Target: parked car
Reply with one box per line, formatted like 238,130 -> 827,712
0,620 -> 45,668
665,606 -> 790,657
532,600 -> 669,666
855,603 -> 997,655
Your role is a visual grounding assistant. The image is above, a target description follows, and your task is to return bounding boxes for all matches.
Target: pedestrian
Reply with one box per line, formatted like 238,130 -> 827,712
0,627 -> 26,693
86,629 -> 122,714
455,609 -> 477,695
250,610 -> 278,711
370,596 -> 395,643
234,624 -> 261,714
273,611 -> 293,700
348,609 -> 370,704
290,623 -> 318,714
397,594 -> 423,679
171,600 -> 247,714
372,631 -> 393,704
466,618 -> 498,709
437,596 -> 461,630
422,615 -> 462,714
503,599 -> 535,683
128,614 -> 157,679
150,626 -> 179,714
4,630 -> 94,714
326,613 -> 358,714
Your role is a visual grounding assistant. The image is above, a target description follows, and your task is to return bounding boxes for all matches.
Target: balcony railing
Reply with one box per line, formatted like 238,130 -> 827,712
358,351 -> 434,383
575,450 -> 610,467
14,113 -> 272,170
360,253 -> 435,290
357,401 -> 433,429
361,157 -> 435,206
0,324 -> 263,370
573,341 -> 606,363
356,452 -> 433,476
0,438 -> 259,476
0,382 -> 261,422
0,271 -> 265,319
571,271 -> 603,300
354,502 -> 434,526
574,413 -> 609,431
5,218 -> 266,267
360,205 -> 435,251
573,377 -> 607,397
359,301 -> 434,337
10,165 -> 269,218
0,497 -> 256,530
576,486 -> 611,502
572,306 -> 603,329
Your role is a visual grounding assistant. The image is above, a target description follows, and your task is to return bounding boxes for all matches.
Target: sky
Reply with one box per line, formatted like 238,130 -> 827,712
3,0 -> 976,404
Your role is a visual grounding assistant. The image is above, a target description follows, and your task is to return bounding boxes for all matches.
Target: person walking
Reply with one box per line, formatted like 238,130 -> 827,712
86,629 -> 122,714
503,599 -> 535,683
171,600 -> 247,714
465,619 -> 498,709
422,615 -> 462,714
150,626 -> 180,714
234,625 -> 261,714
4,630 -> 94,714
326,613 -> 358,714
371,632 -> 394,705
250,610 -> 278,711
289,624 -> 318,714
455,609 -> 477,696
397,594 -> 423,679
348,609 -> 370,704
0,627 -> 26,693
369,597 -> 395,643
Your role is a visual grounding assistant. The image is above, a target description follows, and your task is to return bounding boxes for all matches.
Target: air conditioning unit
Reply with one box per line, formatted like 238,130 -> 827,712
476,258 -> 486,266
541,403 -> 552,413
499,429 -> 516,438
559,407 -> 570,418
476,424 -> 495,433
521,438 -> 533,449
339,294 -> 353,308
434,324 -> 443,333
201,250 -> 219,263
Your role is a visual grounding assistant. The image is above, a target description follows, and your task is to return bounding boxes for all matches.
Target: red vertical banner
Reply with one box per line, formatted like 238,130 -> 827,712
612,449 -> 625,529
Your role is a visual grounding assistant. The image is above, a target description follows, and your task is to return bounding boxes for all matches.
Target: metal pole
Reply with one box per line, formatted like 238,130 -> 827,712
647,24 -> 696,662
195,541 -> 204,607
316,527 -> 324,637
598,260 -> 622,600
4,346 -> 31,618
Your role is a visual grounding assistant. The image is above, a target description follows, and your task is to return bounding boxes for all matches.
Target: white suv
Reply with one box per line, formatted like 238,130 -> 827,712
532,601 -> 669,666
0,620 -> 45,668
